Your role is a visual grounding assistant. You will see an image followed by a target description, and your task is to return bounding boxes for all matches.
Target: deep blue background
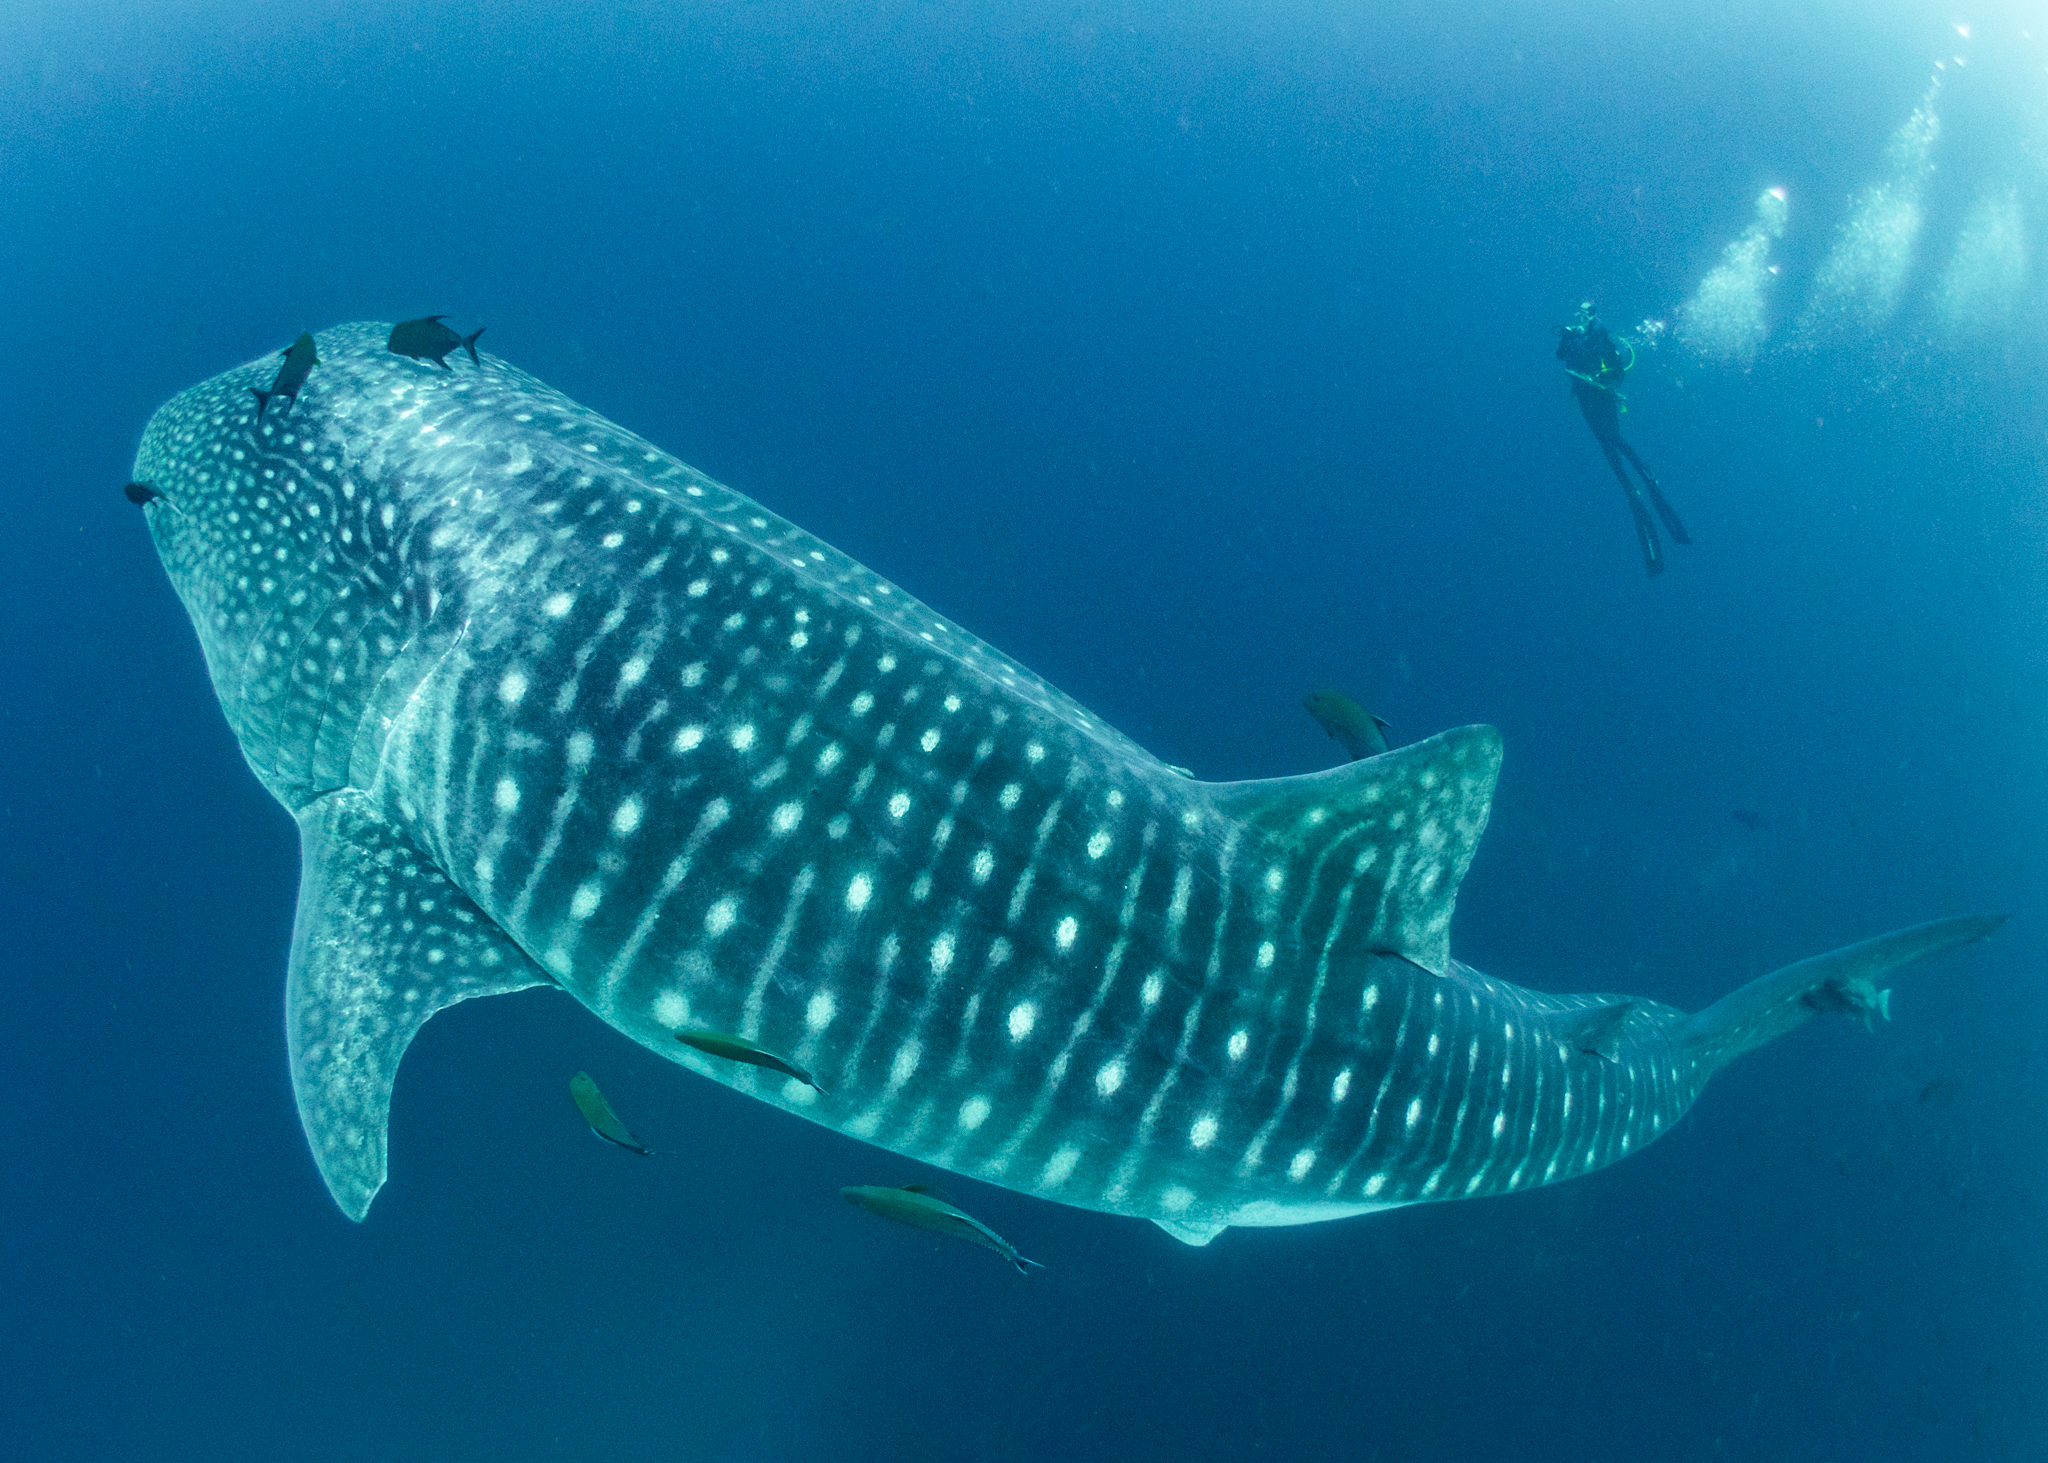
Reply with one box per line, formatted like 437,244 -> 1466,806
4,2 -> 2044,1459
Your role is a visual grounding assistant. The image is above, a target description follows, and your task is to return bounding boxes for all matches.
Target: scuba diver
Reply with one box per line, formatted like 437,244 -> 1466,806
1557,302 -> 1690,577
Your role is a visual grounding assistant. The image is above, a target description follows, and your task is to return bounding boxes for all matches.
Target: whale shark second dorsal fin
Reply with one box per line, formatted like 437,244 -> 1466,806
1203,724 -> 1501,978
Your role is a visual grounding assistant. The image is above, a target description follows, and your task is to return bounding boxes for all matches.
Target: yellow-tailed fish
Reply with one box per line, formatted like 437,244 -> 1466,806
842,1184 -> 1043,1275
568,1070 -> 659,1155
674,1027 -> 825,1092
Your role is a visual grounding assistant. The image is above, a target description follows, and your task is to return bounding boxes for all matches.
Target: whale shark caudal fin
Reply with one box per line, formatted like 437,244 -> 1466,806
287,789 -> 551,1220
1679,914 -> 2006,1076
1205,724 -> 1502,979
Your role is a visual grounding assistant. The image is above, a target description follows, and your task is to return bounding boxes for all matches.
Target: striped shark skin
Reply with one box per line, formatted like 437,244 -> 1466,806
130,323 -> 2000,1243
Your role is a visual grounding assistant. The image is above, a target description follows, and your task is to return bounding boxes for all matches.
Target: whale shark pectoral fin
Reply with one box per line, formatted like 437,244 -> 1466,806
1205,725 -> 1501,978
1153,1217 -> 1228,1247
287,789 -> 551,1221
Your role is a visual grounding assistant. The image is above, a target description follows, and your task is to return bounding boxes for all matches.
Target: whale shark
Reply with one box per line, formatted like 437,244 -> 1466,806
129,323 -> 1999,1243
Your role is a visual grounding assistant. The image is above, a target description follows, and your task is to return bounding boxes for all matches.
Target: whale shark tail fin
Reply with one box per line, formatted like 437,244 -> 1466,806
287,789 -> 553,1220
1678,914 -> 2005,1076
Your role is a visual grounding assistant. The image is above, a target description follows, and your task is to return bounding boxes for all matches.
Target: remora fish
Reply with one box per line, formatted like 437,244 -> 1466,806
675,1027 -> 825,1092
843,1184 -> 1043,1273
568,1070 -> 659,1155
129,324 -> 2004,1246
251,331 -> 318,419
1800,973 -> 1892,1030
388,315 -> 486,369
1302,689 -> 1391,760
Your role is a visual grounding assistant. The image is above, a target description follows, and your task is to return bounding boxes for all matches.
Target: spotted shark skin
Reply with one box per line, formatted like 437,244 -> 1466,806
132,324 -> 2000,1239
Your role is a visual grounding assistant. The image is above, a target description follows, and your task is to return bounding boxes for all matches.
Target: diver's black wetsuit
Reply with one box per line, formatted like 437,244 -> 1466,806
1557,314 -> 1690,576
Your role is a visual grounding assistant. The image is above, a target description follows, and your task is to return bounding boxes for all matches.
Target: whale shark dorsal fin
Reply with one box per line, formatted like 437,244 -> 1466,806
287,789 -> 552,1220
1154,1217 -> 1227,1246
1203,725 -> 1501,978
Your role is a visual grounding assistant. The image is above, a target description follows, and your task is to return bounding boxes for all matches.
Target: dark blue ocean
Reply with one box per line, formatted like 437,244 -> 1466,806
5,2 -> 2044,1458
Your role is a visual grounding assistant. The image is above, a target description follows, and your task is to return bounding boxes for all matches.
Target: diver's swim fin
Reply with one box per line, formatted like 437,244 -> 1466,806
1636,524 -> 1664,577
1601,440 -> 1663,576
1643,477 -> 1691,546
1624,483 -> 1663,577
1619,440 -> 1691,546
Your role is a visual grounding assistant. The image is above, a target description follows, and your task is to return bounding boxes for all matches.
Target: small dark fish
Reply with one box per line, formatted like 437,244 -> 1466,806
567,1070 -> 660,1156
251,331 -> 318,419
1917,1075 -> 1961,1107
388,316 -> 486,369
123,480 -> 183,517
1731,810 -> 1770,831
1302,689 -> 1391,761
1559,1000 -> 1637,1061
675,1027 -> 825,1092
1801,973 -> 1892,1030
842,1184 -> 1044,1274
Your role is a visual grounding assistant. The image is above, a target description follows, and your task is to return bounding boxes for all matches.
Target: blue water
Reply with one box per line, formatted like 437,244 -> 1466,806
5,2 -> 2044,1458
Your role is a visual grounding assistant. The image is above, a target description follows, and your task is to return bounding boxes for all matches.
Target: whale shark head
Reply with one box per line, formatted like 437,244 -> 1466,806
133,336 -> 453,808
